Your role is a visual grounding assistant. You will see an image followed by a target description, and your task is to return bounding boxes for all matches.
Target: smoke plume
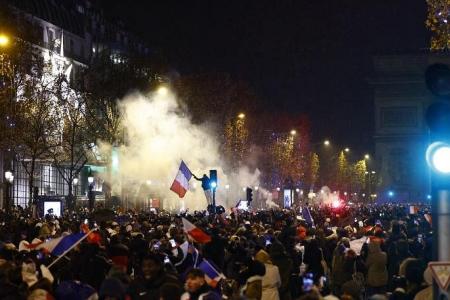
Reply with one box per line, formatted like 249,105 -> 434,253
99,90 -> 265,211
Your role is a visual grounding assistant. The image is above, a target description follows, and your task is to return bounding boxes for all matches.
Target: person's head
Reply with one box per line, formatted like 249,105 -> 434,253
141,254 -> 163,280
185,269 -> 206,293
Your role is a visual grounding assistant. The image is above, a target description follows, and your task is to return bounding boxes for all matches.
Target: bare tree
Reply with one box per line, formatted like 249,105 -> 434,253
51,75 -> 96,209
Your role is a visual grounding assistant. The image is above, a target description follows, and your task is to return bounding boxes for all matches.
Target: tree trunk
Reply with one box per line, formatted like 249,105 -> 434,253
67,179 -> 74,211
28,158 -> 35,207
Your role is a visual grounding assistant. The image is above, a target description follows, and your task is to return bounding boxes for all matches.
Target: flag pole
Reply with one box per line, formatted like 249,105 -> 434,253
47,229 -> 95,269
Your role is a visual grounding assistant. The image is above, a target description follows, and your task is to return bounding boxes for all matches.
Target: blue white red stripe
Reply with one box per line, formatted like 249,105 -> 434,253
170,161 -> 192,198
197,258 -> 225,288
24,233 -> 87,256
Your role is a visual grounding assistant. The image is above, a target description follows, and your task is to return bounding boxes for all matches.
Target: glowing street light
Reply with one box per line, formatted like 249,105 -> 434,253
290,129 -> 296,136
426,142 -> 450,174
388,191 -> 394,197
344,147 -> 350,153
295,188 -> 300,192
157,86 -> 168,96
238,113 -> 245,119
324,140 -> 330,146
364,154 -> 370,160
0,34 -> 10,47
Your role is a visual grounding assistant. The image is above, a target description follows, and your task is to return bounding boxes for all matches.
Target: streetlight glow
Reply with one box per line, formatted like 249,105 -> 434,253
324,140 -> 330,146
0,34 -> 9,47
290,129 -> 296,136
364,154 -> 370,160
238,113 -> 245,119
344,147 -> 350,152
157,86 -> 168,96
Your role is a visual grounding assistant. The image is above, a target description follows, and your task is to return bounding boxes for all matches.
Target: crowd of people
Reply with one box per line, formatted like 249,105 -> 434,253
0,202 -> 434,300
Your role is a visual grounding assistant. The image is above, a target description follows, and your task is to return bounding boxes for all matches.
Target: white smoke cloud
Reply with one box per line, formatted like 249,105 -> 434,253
99,90 -> 265,211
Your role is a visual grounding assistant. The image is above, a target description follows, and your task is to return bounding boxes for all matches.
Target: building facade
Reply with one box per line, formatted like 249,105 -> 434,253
372,54 -> 450,203
1,0 -> 154,208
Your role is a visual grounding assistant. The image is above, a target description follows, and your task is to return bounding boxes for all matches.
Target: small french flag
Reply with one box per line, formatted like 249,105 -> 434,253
22,232 -> 87,256
409,205 -> 419,215
182,218 -> 211,244
170,161 -> 192,198
197,258 -> 225,288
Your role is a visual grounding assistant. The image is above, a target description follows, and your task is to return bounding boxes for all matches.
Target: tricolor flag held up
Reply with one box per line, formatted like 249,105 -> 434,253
198,258 -> 226,288
182,217 -> 211,244
22,232 -> 87,256
409,205 -> 419,215
170,161 -> 192,198
302,206 -> 315,226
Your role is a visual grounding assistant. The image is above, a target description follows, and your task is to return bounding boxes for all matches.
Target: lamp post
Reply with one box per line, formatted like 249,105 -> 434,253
4,170 -> 13,213
87,175 -> 95,212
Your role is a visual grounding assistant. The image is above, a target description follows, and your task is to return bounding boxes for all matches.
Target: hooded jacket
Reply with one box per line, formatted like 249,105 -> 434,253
366,242 -> 388,287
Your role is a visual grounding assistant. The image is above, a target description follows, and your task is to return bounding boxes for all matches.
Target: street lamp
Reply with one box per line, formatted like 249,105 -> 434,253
290,129 -> 296,136
364,154 -> 370,160
73,177 -> 79,198
157,86 -> 168,96
0,34 -> 9,48
324,140 -> 330,146
4,170 -> 14,212
344,147 -> 350,153
238,113 -> 245,119
87,174 -> 95,211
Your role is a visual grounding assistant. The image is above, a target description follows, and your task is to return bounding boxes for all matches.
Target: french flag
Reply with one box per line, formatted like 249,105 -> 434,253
22,232 -> 87,256
302,206 -> 315,226
409,205 -> 419,215
198,258 -> 225,288
170,161 -> 192,198
182,218 -> 211,244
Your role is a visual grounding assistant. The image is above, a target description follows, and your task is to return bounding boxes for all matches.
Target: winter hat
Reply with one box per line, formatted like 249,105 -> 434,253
99,278 -> 125,299
255,250 -> 272,264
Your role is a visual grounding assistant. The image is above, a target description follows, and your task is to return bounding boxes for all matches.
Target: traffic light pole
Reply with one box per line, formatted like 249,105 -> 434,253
431,188 -> 450,299
212,187 -> 216,214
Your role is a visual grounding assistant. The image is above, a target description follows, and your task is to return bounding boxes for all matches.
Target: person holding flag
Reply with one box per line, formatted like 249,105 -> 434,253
192,173 -> 213,205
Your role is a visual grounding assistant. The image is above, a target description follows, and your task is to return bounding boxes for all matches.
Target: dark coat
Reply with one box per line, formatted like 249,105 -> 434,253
128,271 -> 182,300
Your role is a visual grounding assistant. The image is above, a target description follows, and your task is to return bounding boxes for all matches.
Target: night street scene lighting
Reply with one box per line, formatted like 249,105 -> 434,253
1,0 -> 449,298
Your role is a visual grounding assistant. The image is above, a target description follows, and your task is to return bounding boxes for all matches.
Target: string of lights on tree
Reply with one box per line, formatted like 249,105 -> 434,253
426,0 -> 450,50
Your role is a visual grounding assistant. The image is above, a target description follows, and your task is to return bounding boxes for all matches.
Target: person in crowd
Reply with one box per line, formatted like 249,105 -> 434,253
365,240 -> 388,297
254,249 -> 281,300
269,241 -> 293,300
128,253 -> 182,299
181,268 -> 220,300
239,258 -> 266,300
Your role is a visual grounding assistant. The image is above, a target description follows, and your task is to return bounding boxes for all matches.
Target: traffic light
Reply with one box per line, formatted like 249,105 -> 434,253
425,63 -> 450,185
246,187 -> 253,204
209,170 -> 217,189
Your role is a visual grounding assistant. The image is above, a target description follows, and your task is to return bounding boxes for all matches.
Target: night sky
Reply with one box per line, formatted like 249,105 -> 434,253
103,0 -> 429,153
